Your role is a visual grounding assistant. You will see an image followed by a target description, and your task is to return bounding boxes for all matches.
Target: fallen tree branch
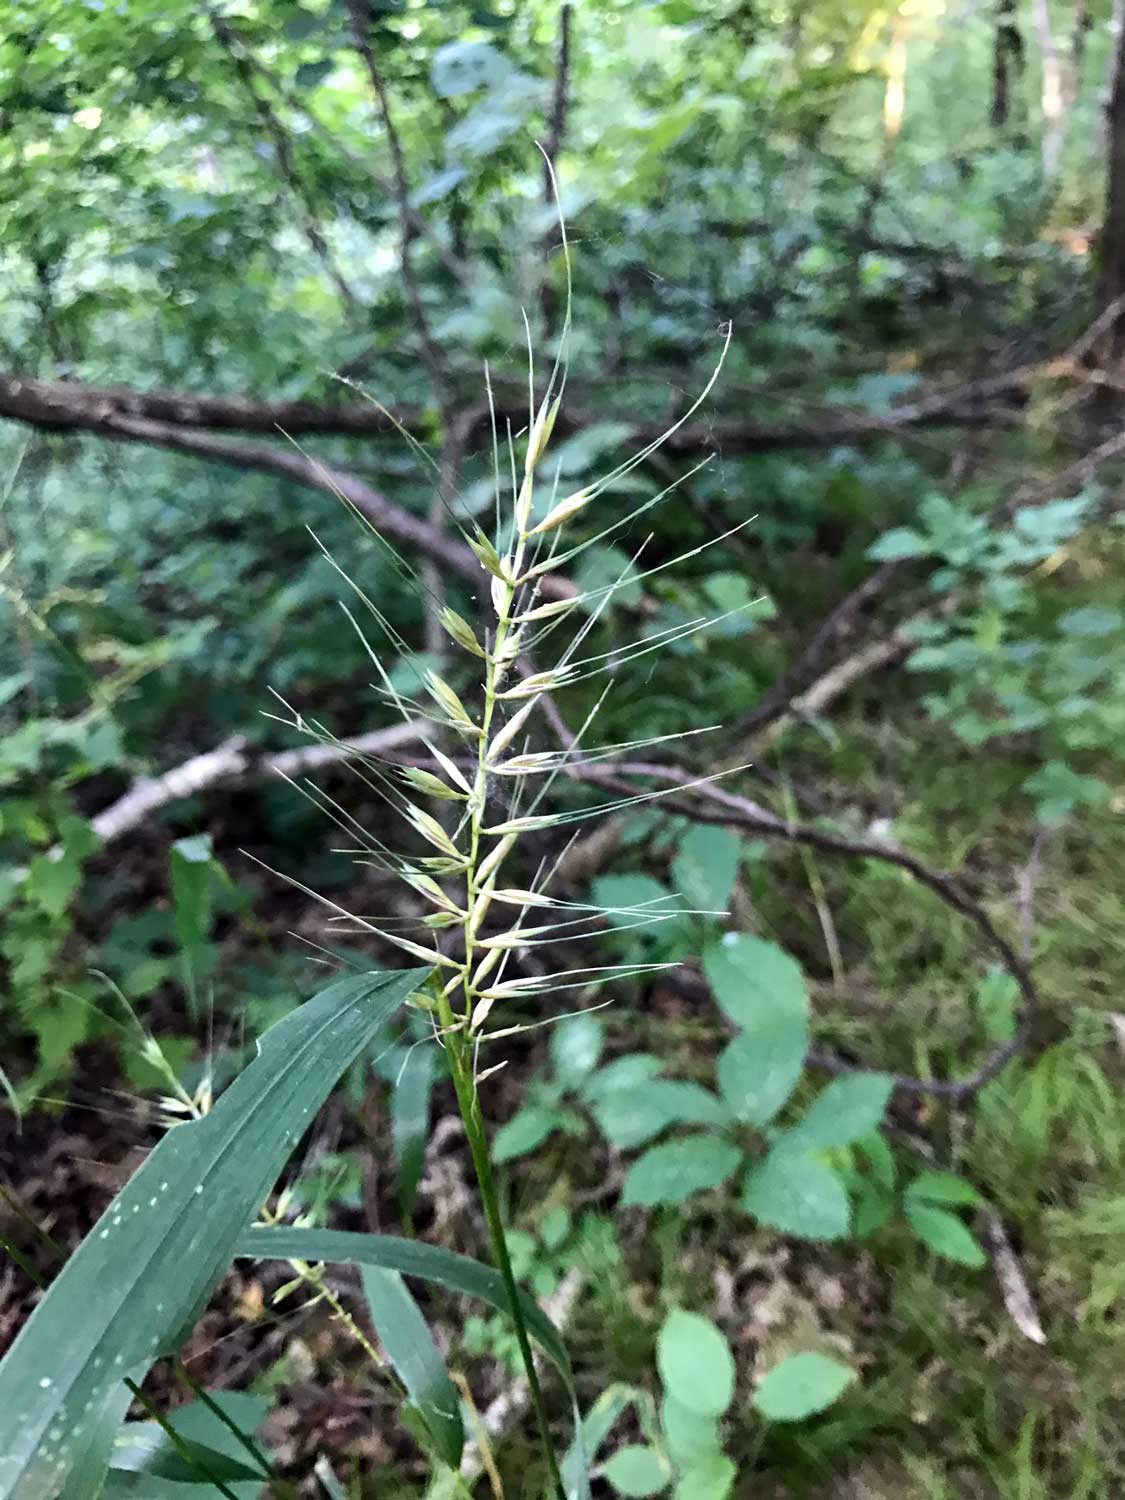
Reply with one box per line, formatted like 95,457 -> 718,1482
0,366 -> 1021,453
0,398 -> 572,602
559,760 -> 1038,1101
82,728 -> 1038,1100
88,721 -> 428,846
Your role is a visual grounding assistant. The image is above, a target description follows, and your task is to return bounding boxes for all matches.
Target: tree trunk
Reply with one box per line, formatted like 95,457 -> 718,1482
1099,0 -> 1125,359
991,0 -> 1024,132
1070,0 -> 1092,94
1031,0 -> 1064,178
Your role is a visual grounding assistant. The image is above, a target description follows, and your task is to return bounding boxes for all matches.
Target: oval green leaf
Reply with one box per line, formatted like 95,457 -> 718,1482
603,1445 -> 669,1497
657,1310 -> 735,1419
741,1151 -> 851,1240
753,1352 -> 856,1423
622,1135 -> 741,1208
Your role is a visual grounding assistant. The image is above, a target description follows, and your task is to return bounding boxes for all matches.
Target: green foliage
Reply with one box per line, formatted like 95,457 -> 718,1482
869,494 -> 1124,820
362,1267 -> 464,1468
656,1311 -> 735,1420
622,1135 -> 742,1208
2,2 -> 1122,1494
752,1352 -> 856,1423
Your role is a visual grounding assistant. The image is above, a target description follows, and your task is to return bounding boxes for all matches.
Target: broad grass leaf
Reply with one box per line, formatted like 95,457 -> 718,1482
603,1446 -> 669,1497
657,1310 -> 735,1418
752,1352 -> 856,1422
741,1151 -> 851,1240
237,1224 -> 572,1381
237,1226 -> 590,1497
103,1393 -> 271,1498
390,1042 -> 437,1222
783,1074 -> 893,1151
622,1134 -> 741,1207
562,1385 -> 639,1494
0,969 -> 424,1500
362,1268 -> 463,1468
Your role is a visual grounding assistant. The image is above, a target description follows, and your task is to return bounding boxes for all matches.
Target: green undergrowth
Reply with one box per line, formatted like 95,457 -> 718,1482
479,710 -> 1125,1498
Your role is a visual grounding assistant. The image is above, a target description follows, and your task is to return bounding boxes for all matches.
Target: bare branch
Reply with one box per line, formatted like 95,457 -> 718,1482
89,722 -> 428,846
540,3 -> 573,336
0,387 -> 574,602
82,730 -> 1039,1101
345,0 -> 449,406
560,760 -> 1038,1101
0,368 -> 1024,454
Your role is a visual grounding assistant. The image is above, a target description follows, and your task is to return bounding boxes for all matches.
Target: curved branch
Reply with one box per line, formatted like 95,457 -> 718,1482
0,368 -> 1020,452
83,729 -> 1037,1100
0,385 -> 573,601
563,761 -> 1037,1101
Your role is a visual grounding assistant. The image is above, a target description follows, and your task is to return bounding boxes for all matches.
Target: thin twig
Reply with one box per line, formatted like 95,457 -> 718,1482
346,0 -> 449,407
563,760 -> 1038,1100
539,4 -> 573,337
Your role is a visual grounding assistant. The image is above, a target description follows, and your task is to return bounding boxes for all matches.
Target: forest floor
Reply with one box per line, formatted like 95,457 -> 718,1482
3,691 -> 1124,1500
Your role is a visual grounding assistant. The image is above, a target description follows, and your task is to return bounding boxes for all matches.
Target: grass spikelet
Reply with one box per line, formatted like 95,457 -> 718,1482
271,282 -> 733,1500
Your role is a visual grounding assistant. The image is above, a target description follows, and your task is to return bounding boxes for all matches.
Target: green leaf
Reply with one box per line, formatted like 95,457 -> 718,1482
574,548 -> 644,612
670,825 -> 740,913
753,1352 -> 856,1422
24,849 -> 83,917
591,874 -> 676,928
783,1074 -> 893,1151
592,1080 -> 729,1150
294,60 -> 333,89
672,1454 -> 736,1500
171,834 -> 216,999
390,1042 -> 436,1223
550,421 -> 634,476
904,1203 -> 987,1267
866,527 -> 930,561
582,1054 -> 664,1100
657,1310 -> 735,1418
104,1392 -> 271,1497
238,1225 -> 570,1374
493,1104 -> 568,1163
562,1384 -> 639,1494
604,1445 -> 669,1497
702,934 -> 809,1032
741,1151 -> 851,1240
851,1180 -> 895,1237
550,1013 -> 605,1089
362,1268 -> 463,1468
622,1135 -> 741,1208
0,969 -> 424,1500
717,1029 -> 806,1127
905,1172 -> 983,1209
660,1395 -> 721,1469
1023,760 -> 1110,824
